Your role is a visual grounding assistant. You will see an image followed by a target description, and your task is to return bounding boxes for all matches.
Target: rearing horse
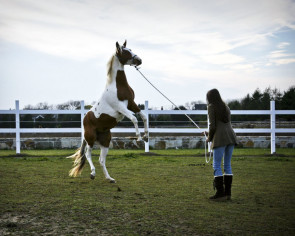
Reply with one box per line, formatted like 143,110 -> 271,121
68,40 -> 148,183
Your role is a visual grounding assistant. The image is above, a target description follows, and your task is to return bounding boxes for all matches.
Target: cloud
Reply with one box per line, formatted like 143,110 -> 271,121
267,41 -> 295,65
278,42 -> 290,49
201,53 -> 244,65
271,58 -> 295,65
269,50 -> 291,59
226,64 -> 255,71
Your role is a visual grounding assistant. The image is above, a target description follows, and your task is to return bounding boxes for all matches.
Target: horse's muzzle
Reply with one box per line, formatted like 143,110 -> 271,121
133,56 -> 142,66
136,58 -> 142,66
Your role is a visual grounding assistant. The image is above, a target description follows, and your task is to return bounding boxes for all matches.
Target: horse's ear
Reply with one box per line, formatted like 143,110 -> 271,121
116,42 -> 122,55
123,40 -> 127,48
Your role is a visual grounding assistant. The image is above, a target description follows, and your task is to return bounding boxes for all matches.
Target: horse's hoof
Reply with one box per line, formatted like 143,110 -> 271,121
90,174 -> 95,180
109,179 -> 116,183
142,136 -> 149,142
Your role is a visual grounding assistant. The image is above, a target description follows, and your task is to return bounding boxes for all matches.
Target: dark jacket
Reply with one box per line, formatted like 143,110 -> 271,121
208,104 -> 237,148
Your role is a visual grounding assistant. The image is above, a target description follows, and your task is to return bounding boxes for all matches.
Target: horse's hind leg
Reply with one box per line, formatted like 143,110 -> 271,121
99,145 -> 115,183
84,123 -> 96,180
86,145 -> 96,179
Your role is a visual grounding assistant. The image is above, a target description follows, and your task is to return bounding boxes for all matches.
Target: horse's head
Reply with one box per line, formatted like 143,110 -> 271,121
116,40 -> 142,66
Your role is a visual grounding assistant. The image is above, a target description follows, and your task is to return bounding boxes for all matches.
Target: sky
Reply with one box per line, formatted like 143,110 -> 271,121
0,0 -> 295,110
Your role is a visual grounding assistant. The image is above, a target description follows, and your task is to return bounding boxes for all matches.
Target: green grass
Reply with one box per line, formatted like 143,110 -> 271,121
1,147 -> 294,157
0,148 -> 294,235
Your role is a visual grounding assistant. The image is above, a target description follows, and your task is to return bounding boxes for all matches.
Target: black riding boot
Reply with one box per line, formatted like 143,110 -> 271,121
224,175 -> 233,200
209,176 -> 226,201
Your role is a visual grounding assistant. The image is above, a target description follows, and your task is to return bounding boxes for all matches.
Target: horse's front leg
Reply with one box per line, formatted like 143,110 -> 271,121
131,114 -> 142,141
99,146 -> 116,183
85,145 -> 96,179
138,111 -> 148,142
117,106 -> 142,141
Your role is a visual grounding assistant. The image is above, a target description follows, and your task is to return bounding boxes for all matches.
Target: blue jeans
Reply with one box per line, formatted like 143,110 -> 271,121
213,144 -> 234,177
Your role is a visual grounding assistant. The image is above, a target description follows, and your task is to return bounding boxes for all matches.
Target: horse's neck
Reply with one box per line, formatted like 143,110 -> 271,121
107,55 -> 124,87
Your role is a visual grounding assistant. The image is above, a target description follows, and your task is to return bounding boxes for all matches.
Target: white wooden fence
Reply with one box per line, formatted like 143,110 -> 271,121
0,100 -> 294,154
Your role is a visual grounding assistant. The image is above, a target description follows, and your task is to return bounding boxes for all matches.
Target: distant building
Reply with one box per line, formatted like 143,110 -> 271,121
193,104 -> 207,110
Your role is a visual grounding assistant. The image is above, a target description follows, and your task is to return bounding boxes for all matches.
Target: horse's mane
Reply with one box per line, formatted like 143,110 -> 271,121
107,55 -> 115,84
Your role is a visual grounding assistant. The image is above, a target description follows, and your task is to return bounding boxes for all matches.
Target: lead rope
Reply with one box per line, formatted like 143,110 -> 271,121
135,66 -> 212,163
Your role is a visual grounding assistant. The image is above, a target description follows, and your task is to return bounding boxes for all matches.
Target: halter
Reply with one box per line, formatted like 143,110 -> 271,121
130,54 -> 138,65
116,48 -> 138,66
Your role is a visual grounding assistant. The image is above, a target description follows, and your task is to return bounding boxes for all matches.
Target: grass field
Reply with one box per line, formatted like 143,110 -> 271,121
0,148 -> 294,235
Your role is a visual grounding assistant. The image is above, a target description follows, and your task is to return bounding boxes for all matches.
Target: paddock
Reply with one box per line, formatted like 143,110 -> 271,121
1,148 -> 294,235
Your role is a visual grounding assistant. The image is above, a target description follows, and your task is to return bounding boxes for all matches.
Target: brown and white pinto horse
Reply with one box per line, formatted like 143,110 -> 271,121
68,40 -> 148,183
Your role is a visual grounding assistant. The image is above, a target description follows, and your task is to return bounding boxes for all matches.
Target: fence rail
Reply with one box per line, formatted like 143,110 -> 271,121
0,100 -> 295,154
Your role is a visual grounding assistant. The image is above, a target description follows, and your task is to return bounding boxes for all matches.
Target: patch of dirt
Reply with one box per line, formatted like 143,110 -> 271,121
0,212 -> 110,235
0,213 -> 35,235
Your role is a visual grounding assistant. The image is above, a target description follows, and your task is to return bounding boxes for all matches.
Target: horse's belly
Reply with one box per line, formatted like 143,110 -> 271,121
91,99 -> 126,122
89,101 -> 125,130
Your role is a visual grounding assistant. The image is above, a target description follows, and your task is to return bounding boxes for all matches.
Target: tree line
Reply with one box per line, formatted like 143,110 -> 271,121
227,86 -> 294,110
0,86 -> 294,128
227,86 -> 295,121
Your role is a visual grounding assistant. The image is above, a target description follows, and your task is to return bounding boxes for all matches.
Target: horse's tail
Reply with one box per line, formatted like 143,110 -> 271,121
68,139 -> 87,177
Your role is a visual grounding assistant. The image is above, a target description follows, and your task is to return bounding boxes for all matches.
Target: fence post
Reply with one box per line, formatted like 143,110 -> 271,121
80,100 -> 85,144
15,100 -> 20,154
144,100 -> 149,153
270,101 -> 276,154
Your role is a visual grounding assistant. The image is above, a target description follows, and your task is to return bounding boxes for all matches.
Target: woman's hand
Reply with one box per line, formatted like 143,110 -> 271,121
202,131 -> 209,142
202,131 -> 208,136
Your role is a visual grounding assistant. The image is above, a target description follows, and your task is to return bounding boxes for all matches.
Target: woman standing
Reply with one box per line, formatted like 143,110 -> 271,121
204,89 -> 238,200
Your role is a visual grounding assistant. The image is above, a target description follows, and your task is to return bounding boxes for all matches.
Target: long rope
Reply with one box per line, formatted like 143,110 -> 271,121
135,66 -> 212,163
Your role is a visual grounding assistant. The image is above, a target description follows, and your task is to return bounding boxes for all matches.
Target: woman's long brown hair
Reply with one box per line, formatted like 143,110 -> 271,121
206,88 -> 229,123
